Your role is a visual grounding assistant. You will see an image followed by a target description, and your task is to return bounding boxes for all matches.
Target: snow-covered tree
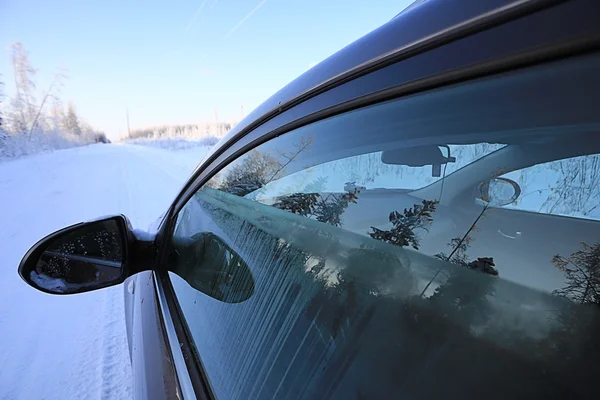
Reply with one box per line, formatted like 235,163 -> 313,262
0,78 -> 4,129
48,98 -> 65,131
8,42 -> 37,133
128,122 -> 232,140
64,102 -> 82,137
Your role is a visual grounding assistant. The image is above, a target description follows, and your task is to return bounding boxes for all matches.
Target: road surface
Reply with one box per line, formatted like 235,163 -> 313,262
0,143 -> 208,399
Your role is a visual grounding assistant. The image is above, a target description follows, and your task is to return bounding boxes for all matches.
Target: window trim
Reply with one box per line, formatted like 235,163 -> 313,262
156,269 -> 216,400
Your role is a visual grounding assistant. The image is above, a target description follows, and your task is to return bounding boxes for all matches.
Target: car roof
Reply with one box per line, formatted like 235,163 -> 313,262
203,0 -> 516,165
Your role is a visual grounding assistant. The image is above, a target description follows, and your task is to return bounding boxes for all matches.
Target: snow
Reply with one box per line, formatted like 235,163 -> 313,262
0,143 -> 210,399
0,129 -> 103,161
126,136 -> 221,151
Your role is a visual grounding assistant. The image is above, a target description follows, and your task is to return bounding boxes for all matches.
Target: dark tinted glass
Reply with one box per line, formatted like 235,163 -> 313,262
170,53 -> 600,399
31,219 -> 124,293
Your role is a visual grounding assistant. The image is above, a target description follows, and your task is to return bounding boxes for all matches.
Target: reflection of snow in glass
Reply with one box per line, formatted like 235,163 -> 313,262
499,153 -> 600,221
252,143 -> 506,203
30,271 -> 68,293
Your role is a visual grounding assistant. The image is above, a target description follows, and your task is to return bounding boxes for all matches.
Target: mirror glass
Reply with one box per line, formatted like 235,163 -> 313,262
479,177 -> 521,206
22,217 -> 126,294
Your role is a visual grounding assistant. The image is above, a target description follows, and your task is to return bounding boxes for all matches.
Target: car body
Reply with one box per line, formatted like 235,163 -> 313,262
18,0 -> 600,399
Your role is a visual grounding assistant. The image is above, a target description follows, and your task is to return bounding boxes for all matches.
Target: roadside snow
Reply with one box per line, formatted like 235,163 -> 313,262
0,130 -> 102,161
126,136 -> 221,151
0,143 -> 210,399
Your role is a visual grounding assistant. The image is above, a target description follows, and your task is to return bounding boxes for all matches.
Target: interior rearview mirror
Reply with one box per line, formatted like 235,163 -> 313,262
478,177 -> 521,207
18,215 -> 133,295
381,145 -> 456,177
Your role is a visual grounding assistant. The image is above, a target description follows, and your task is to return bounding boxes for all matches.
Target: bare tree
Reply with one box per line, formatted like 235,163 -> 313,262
553,242 -> 600,305
28,70 -> 66,137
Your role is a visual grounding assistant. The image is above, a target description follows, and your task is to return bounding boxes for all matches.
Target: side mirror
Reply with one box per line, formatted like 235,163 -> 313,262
478,177 -> 521,206
18,215 -> 142,295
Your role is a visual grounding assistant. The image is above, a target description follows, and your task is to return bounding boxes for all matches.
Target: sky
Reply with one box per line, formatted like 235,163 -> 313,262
1,0 -> 413,140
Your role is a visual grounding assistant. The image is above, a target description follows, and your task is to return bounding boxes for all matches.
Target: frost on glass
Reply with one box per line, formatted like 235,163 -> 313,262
171,188 -> 600,399
30,219 -> 124,293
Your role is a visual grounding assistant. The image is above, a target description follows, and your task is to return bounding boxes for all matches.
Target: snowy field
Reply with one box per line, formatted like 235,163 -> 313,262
0,142 -> 210,399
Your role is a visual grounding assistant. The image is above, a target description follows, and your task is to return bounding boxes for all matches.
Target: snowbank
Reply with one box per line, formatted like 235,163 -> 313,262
125,136 -> 221,151
0,129 -> 103,161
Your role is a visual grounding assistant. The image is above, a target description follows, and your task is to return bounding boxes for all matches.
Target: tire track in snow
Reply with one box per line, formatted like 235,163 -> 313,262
99,289 -> 132,400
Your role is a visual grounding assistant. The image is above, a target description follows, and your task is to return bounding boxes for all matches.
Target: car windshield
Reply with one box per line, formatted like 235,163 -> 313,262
249,143 -> 507,201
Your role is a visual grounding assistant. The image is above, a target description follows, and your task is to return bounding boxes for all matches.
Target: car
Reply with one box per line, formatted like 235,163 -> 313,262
17,0 -> 600,398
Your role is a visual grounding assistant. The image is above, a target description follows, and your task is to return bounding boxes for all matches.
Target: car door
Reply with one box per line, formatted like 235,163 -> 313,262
153,48 -> 600,399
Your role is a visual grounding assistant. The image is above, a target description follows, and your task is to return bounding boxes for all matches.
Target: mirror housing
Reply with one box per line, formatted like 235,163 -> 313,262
18,215 -> 154,295
478,177 -> 521,206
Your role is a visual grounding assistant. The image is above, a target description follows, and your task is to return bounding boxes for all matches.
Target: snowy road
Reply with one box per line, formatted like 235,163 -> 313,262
0,144 -> 208,399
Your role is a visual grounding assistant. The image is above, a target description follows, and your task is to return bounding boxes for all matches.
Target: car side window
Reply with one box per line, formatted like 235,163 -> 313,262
169,54 -> 600,399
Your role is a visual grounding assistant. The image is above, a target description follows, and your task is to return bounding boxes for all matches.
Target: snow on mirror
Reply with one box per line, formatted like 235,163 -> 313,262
18,216 -> 127,294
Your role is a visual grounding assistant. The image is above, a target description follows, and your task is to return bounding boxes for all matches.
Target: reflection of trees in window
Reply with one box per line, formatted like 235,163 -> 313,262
435,236 -> 472,266
418,233 -> 498,328
314,190 -> 359,227
511,154 -> 600,217
272,187 -> 361,228
543,155 -> 600,216
419,205 -> 490,298
552,242 -> 600,306
368,200 -> 438,250
219,150 -> 281,197
219,137 -> 314,197
273,192 -> 320,217
541,243 -> 600,396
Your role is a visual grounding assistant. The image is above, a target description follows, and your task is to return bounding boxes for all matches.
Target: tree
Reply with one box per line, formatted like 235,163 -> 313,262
273,192 -> 320,216
220,138 -> 313,197
27,69 -> 66,137
369,200 -> 438,250
552,242 -> 600,305
272,184 -> 361,228
428,236 -> 499,329
0,78 -> 4,129
220,150 -> 281,196
8,42 -> 37,133
314,189 -> 360,227
64,102 -> 82,136
48,98 -> 65,131
545,243 -> 600,396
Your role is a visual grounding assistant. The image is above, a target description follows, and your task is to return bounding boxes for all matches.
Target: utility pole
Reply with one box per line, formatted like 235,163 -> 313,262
126,108 -> 131,137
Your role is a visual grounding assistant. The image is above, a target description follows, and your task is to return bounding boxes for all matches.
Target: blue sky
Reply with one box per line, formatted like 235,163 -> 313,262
1,0 -> 412,139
